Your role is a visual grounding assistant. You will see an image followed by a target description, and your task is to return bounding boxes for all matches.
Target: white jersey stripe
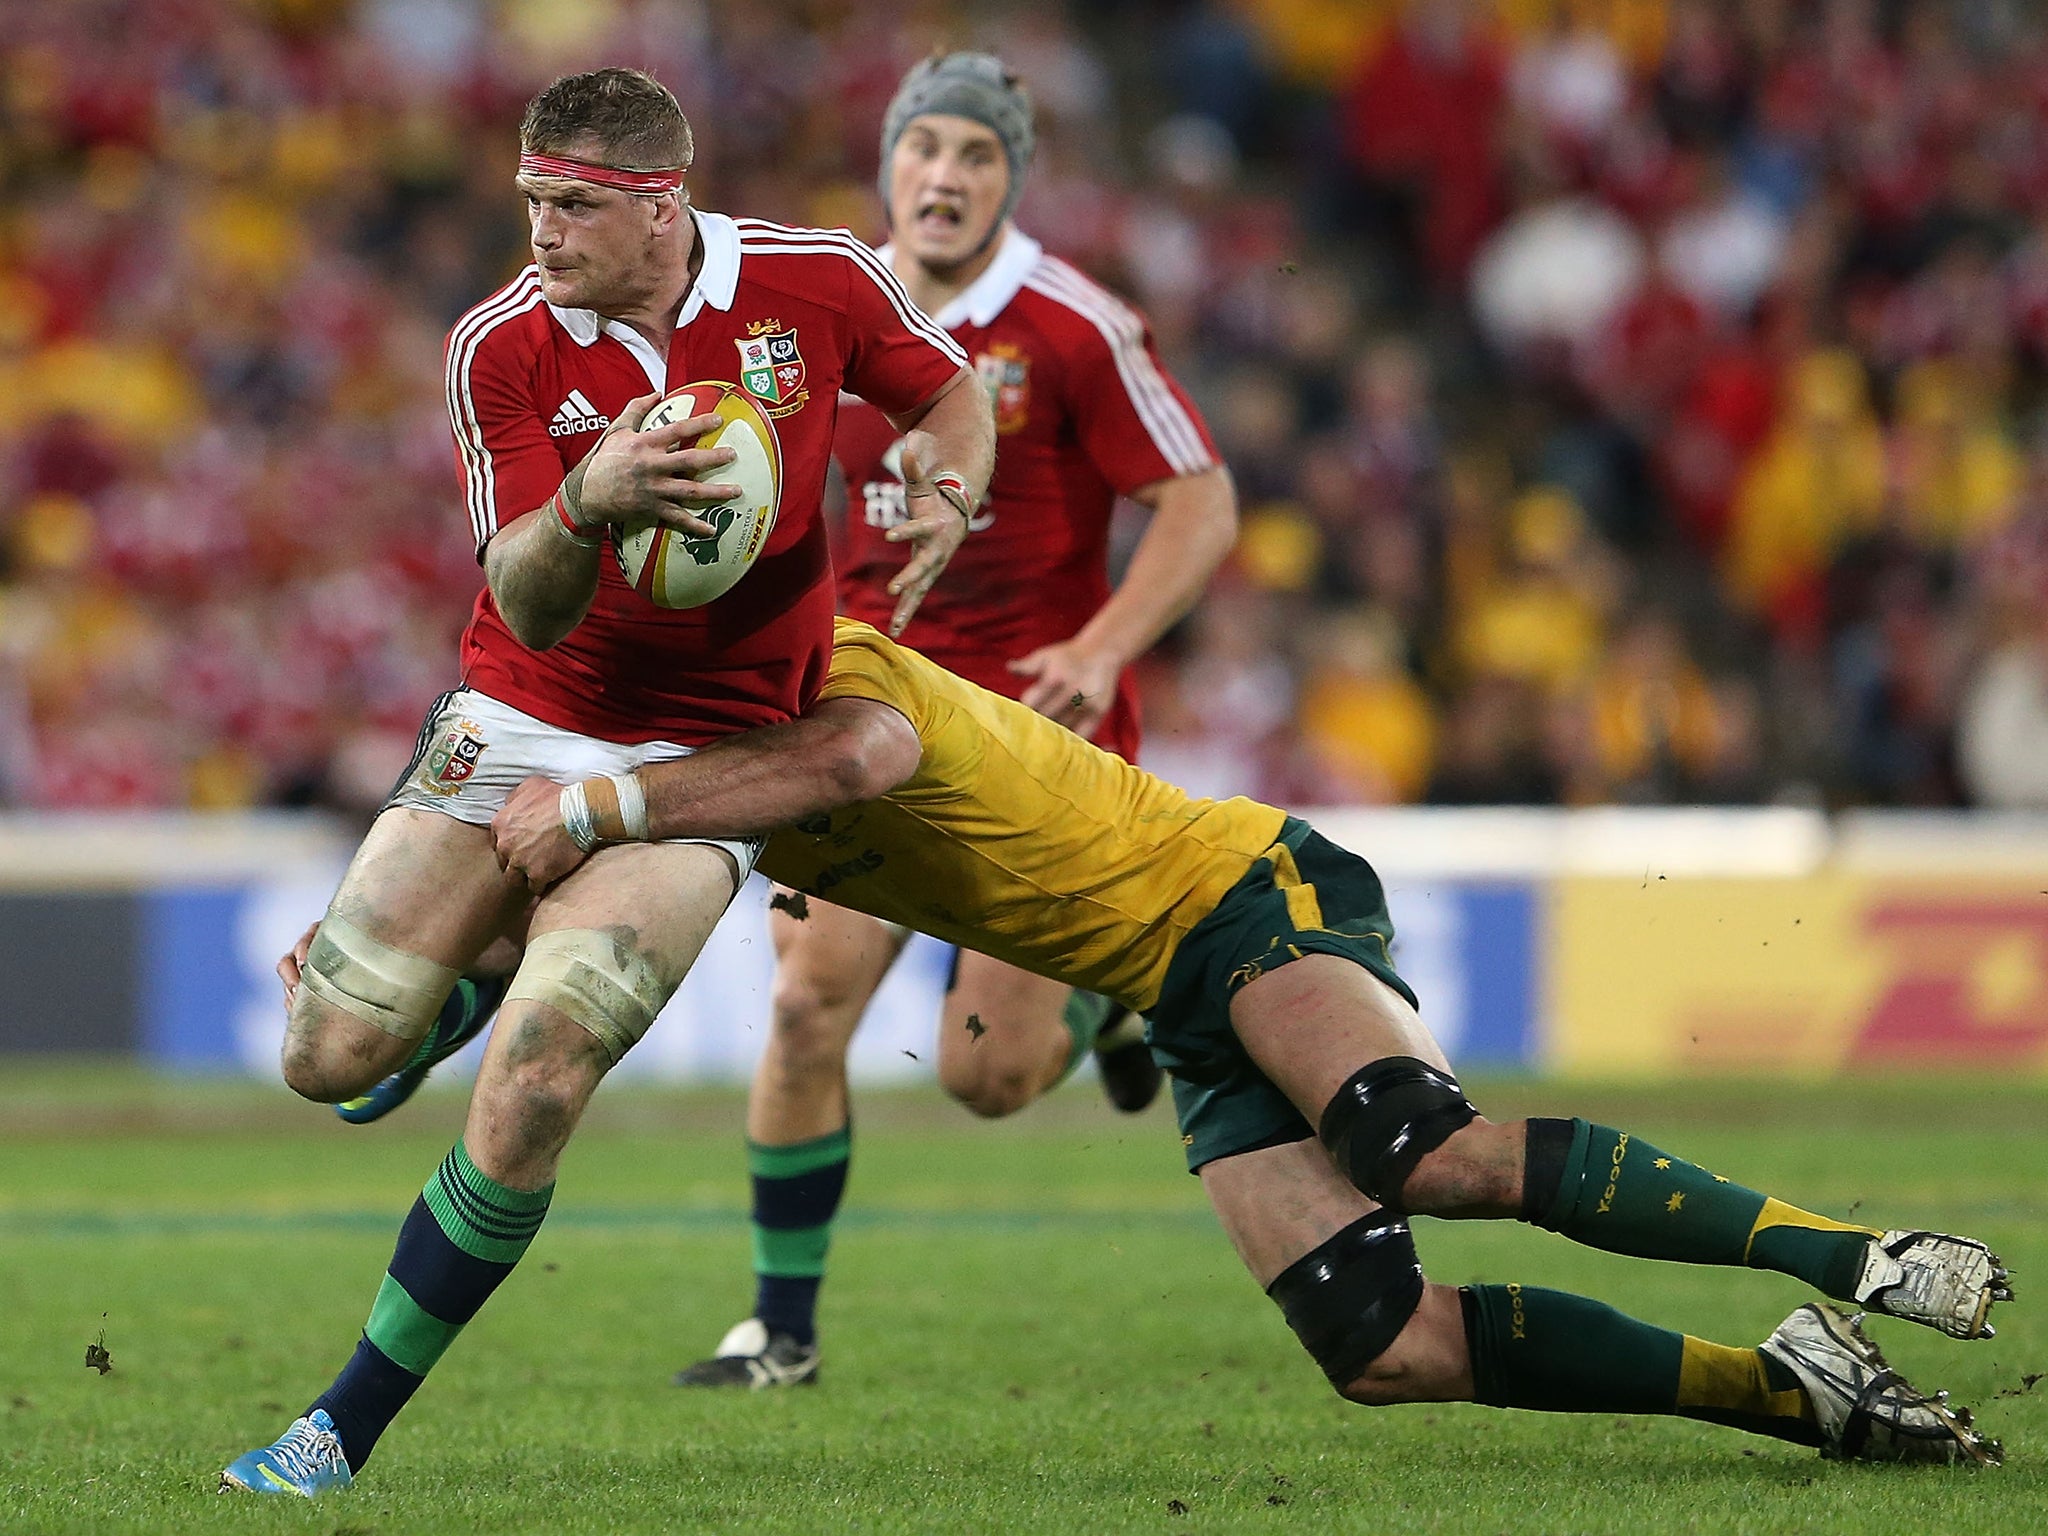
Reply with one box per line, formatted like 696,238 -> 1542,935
446,273 -> 544,544
1025,261 -> 1212,475
447,272 -> 546,545
446,285 -> 523,546
447,271 -> 547,548
1030,260 -> 1210,471
832,238 -> 971,363
739,229 -> 967,365
735,223 -> 968,367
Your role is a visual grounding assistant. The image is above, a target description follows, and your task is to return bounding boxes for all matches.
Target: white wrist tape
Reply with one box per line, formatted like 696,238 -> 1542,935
609,772 -> 651,842
560,782 -> 600,853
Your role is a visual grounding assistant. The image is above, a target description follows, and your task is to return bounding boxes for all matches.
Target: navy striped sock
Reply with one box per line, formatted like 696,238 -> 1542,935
748,1126 -> 851,1347
312,1140 -> 551,1471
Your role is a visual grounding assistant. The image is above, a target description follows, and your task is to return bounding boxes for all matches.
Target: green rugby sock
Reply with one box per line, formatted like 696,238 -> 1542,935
1058,990 -> 1116,1080
749,1126 -> 850,1346
1461,1285 -> 1820,1445
1523,1119 -> 1877,1297
399,976 -> 506,1073
316,1140 -> 552,1469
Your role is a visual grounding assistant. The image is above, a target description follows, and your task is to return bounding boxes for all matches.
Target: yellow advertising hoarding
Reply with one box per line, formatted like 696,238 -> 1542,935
1549,875 -> 2048,1076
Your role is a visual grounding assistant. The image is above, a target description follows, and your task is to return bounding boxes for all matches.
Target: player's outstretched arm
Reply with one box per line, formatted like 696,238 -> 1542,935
881,367 -> 995,636
484,394 -> 745,651
490,698 -> 920,888
1011,464 -> 1238,737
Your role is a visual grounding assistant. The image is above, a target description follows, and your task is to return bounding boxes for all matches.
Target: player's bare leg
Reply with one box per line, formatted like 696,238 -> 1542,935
1202,1137 -> 1470,1404
748,897 -> 907,1144
677,896 -> 906,1388
1199,1136 -> 1996,1462
935,953 -> 1161,1117
241,842 -> 740,1486
936,954 -> 1086,1117
280,809 -> 529,1104
463,839 -> 736,1185
1228,955 -> 2011,1340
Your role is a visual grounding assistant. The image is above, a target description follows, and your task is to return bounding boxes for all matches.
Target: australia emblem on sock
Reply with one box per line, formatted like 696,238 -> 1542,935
422,719 -> 487,795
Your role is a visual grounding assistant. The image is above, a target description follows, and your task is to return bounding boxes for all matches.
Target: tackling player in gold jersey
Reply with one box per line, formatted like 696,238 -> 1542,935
482,619 -> 2009,1466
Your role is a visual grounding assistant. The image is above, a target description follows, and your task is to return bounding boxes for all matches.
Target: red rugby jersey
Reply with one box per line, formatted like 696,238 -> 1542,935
447,212 -> 968,743
833,229 -> 1217,763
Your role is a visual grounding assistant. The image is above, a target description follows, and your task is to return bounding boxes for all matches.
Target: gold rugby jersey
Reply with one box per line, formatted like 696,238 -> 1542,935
756,620 -> 1286,1011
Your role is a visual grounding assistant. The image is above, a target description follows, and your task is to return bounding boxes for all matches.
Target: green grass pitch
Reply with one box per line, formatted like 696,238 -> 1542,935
2,1068 -> 2043,1534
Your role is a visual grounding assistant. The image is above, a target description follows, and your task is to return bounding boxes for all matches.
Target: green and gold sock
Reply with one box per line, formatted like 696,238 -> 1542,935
1461,1284 -> 1820,1445
1522,1119 -> 1877,1297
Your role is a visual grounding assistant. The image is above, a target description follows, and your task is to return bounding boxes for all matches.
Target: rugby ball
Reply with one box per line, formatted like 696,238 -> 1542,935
613,382 -> 782,609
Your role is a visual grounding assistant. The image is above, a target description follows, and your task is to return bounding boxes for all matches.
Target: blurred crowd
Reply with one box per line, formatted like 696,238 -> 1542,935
7,0 -> 2048,813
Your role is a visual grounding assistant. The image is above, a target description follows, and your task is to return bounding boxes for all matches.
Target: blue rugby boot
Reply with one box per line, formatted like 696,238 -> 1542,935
335,975 -> 507,1125
219,1409 -> 353,1496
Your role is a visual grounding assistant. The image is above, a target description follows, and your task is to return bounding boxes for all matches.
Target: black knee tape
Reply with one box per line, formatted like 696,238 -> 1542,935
1317,1056 -> 1478,1210
1520,1116 -> 1575,1224
1264,1213 -> 1425,1387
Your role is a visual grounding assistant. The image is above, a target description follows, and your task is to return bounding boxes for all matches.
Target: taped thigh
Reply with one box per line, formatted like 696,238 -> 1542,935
298,913 -> 461,1042
504,928 -> 672,1065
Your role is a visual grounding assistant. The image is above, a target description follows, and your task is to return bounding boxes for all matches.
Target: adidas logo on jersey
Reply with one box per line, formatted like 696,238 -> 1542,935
548,389 -> 610,437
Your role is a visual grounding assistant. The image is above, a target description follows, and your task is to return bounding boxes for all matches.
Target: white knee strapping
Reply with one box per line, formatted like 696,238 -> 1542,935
298,913 -> 460,1042
503,928 -> 672,1064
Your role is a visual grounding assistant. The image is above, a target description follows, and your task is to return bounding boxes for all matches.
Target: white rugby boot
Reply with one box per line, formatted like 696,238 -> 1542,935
672,1317 -> 820,1389
1852,1230 -> 2011,1339
1760,1304 -> 2001,1466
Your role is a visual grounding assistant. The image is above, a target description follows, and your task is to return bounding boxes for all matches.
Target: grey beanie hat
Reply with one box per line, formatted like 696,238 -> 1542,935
878,52 -> 1035,237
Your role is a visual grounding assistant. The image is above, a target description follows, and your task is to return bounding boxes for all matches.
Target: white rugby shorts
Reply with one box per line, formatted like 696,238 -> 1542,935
387,687 -> 764,882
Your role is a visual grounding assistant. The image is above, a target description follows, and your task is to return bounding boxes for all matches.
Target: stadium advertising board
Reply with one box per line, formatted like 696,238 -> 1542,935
126,872 -> 1538,1077
18,809 -> 2048,1080
1549,875 -> 2048,1076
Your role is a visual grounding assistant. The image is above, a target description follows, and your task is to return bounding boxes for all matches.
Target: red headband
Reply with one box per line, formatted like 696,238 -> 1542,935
516,152 -> 686,195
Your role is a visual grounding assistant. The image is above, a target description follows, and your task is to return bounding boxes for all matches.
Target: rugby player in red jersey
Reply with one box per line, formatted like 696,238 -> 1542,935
222,67 -> 993,1495
674,53 -> 1239,1389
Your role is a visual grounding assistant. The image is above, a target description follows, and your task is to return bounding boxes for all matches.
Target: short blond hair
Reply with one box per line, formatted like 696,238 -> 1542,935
519,67 -> 692,172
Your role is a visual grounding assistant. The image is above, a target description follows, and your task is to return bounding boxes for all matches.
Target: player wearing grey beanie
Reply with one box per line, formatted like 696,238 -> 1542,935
877,51 -> 1035,257
675,45 -> 1239,1398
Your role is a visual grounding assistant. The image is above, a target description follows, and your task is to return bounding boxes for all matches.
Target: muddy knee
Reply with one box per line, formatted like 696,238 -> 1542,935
476,924 -> 668,1168
280,993 -> 417,1103
283,915 -> 460,1100
492,1027 -> 605,1150
1268,1212 -> 1427,1404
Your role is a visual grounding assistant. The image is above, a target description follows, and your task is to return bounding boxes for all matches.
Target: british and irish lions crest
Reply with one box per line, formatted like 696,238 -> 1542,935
736,322 -> 809,418
419,717 -> 487,797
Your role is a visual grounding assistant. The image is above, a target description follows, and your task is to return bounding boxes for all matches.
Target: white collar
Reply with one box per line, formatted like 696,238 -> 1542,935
876,225 -> 1042,331
546,209 -> 743,346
